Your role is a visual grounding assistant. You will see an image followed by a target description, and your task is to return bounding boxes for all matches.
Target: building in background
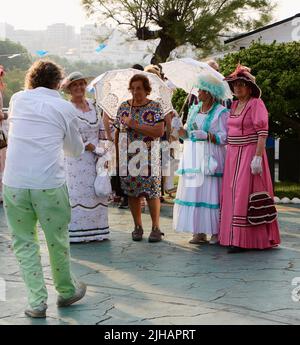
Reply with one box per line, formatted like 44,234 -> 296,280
225,13 -> 300,50
0,22 -> 80,58
0,23 -> 14,40
46,23 -> 79,56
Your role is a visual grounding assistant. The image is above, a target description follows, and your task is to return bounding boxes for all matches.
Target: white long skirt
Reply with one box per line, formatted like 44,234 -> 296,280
173,175 -> 222,235
173,140 -> 224,235
66,150 -> 110,243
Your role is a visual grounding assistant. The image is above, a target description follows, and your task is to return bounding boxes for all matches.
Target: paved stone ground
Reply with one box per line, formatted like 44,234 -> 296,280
0,203 -> 300,325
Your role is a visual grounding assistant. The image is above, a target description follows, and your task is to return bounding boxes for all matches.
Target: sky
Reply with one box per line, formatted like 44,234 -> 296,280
1,0 -> 300,32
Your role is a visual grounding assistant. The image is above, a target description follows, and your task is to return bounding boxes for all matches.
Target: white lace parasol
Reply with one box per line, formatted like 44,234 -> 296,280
89,68 -> 174,119
161,58 -> 233,99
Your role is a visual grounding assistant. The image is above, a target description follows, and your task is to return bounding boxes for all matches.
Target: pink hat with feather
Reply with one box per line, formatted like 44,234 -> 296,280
224,64 -> 262,98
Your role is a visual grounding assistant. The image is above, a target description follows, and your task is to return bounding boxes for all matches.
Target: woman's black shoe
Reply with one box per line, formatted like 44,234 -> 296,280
227,246 -> 247,254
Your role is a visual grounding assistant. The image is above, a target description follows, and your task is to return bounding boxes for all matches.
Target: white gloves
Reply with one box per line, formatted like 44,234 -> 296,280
93,146 -> 108,157
251,156 -> 263,175
190,130 -> 208,141
171,116 -> 183,130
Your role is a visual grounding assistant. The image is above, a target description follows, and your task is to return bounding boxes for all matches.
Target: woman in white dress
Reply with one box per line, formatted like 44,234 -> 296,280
61,72 -> 110,243
172,72 -> 229,245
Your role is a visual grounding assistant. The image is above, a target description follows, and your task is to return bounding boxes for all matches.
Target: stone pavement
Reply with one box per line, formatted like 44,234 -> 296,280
0,203 -> 300,325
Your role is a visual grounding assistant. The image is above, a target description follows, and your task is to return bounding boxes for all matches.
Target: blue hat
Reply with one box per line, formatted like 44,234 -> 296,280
195,72 -> 227,101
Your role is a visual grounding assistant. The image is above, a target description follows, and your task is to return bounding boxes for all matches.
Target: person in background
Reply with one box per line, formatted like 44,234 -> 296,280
132,64 -> 144,71
207,60 -> 220,72
61,72 -> 110,243
3,60 -> 86,318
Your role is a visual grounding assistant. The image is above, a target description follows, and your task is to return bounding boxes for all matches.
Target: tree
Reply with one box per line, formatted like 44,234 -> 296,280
2,69 -> 26,107
81,0 -> 274,63
47,55 -> 129,77
0,39 -> 32,71
219,41 -> 300,139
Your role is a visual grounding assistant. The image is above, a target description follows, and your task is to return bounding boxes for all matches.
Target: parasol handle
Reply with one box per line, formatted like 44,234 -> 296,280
178,88 -> 193,120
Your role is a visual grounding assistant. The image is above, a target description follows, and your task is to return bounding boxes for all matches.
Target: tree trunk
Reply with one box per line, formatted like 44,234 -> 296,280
152,34 -> 178,63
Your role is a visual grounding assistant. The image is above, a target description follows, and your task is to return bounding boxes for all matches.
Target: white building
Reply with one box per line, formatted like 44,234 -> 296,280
11,29 -> 46,53
0,23 -> 14,40
80,24 -> 112,61
46,23 -> 79,56
225,13 -> 300,50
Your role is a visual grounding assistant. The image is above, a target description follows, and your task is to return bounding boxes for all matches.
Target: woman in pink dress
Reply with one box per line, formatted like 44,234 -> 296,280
219,65 -> 281,254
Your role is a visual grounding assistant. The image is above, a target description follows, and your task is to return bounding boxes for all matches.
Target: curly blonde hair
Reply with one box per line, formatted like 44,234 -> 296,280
25,60 -> 63,90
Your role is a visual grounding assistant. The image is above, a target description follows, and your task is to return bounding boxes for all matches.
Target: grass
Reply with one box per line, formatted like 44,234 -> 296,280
170,177 -> 300,199
275,182 -> 300,199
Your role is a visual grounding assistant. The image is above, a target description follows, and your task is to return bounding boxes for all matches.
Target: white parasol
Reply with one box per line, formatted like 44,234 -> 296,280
161,58 -> 232,100
88,68 -> 174,119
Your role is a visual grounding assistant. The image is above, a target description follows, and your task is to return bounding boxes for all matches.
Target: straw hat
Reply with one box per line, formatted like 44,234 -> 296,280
60,71 -> 94,93
224,64 -> 262,98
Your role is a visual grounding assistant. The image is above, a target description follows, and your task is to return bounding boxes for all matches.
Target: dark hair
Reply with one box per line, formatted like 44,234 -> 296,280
150,56 -> 158,65
129,74 -> 152,95
25,60 -> 63,90
131,64 -> 144,71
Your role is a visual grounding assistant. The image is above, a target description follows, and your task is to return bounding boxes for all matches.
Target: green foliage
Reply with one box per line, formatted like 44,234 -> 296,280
219,41 -> 300,139
2,69 -> 26,107
0,40 -> 32,71
172,88 -> 189,122
82,0 -> 275,62
46,55 -> 129,77
1,48 -> 130,107
275,182 -> 300,199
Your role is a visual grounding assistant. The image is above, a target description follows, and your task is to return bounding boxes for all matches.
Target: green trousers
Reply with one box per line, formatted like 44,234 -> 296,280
3,184 -> 77,308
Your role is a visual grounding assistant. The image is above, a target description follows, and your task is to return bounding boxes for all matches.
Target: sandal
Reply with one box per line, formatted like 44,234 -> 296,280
132,225 -> 144,241
148,226 -> 165,243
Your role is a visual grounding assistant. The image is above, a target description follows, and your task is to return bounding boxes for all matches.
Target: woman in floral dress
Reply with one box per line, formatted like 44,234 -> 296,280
114,74 -> 165,243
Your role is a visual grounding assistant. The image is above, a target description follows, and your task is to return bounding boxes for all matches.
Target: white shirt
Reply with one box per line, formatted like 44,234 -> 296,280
3,87 -> 84,189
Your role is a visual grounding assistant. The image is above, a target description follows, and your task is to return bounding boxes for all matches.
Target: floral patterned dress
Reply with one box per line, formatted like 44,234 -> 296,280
114,100 -> 164,199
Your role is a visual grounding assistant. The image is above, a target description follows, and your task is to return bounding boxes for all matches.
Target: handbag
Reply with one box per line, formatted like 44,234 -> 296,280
94,148 -> 112,198
204,134 -> 218,176
0,129 -> 7,149
94,171 -> 112,198
247,177 -> 278,226
191,121 -> 218,176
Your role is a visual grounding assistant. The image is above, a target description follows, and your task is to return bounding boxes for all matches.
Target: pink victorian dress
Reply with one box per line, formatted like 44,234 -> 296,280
219,97 -> 281,249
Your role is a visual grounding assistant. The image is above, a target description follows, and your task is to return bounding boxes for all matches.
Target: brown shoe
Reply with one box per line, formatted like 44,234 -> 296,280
189,233 -> 207,244
132,225 -> 144,241
148,226 -> 165,243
